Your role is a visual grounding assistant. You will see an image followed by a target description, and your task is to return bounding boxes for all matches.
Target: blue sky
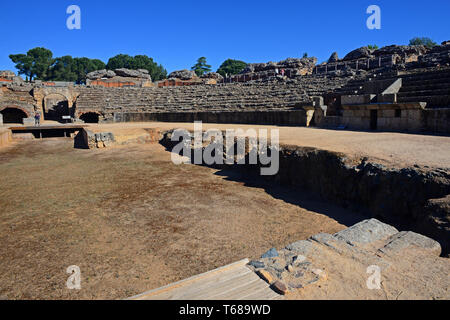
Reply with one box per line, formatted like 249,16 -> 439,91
0,0 -> 449,74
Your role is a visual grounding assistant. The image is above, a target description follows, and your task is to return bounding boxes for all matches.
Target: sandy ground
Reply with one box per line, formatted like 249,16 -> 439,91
0,138 -> 367,300
286,244 -> 449,300
86,122 -> 450,170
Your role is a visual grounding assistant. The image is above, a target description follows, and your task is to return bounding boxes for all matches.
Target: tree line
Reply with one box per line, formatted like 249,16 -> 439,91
9,48 -> 250,83
9,48 -> 168,84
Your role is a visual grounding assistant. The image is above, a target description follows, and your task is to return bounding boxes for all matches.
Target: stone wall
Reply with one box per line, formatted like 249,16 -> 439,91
114,110 -> 308,126
424,108 -> 450,134
0,84 -> 35,117
341,108 -> 424,132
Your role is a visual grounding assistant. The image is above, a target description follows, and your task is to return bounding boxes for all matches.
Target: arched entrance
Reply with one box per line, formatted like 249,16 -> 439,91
0,107 -> 28,124
80,112 -> 100,123
43,94 -> 70,122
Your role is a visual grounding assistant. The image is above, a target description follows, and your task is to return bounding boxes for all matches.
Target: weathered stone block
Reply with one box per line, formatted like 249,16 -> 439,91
380,231 -> 442,256
271,280 -> 289,295
23,117 -> 35,126
380,109 -> 395,118
257,270 -> 274,284
285,240 -> 312,255
334,219 -> 398,246
261,248 -> 279,259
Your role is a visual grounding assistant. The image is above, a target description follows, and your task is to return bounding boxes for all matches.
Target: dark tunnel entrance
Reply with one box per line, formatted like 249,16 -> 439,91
0,108 -> 28,124
80,112 -> 100,124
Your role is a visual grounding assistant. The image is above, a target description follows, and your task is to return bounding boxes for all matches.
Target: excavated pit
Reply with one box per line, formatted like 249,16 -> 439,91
160,129 -> 450,255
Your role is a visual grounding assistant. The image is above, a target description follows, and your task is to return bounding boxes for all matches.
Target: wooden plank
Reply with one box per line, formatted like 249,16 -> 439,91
128,259 -> 250,300
147,267 -> 253,300
179,272 -> 260,300
209,277 -> 274,300
129,258 -> 283,301
166,269 -> 254,300
238,287 -> 281,300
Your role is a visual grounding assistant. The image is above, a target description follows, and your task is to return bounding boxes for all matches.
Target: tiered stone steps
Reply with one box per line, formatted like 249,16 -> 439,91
75,75 -> 356,115
397,68 -> 450,108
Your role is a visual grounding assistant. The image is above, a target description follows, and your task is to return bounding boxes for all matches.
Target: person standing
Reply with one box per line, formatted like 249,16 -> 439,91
34,111 -> 41,126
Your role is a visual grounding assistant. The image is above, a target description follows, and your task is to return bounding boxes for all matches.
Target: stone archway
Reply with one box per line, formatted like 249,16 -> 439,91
0,106 -> 29,124
43,93 -> 70,122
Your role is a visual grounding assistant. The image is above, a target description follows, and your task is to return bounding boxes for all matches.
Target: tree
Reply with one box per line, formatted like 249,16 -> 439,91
191,57 -> 212,77
302,53 -> 308,58
106,54 -> 134,70
106,54 -> 167,81
46,56 -> 106,84
72,57 -> 106,84
216,59 -> 247,77
367,44 -> 379,50
46,55 -> 77,82
10,47 -> 54,81
409,37 -> 437,49
9,54 -> 32,81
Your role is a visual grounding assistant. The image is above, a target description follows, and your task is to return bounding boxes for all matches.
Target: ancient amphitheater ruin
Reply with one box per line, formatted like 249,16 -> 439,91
0,42 -> 449,300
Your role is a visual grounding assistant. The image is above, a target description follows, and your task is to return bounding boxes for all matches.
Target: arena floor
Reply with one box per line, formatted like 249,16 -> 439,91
0,123 -> 448,300
0,137 -> 364,299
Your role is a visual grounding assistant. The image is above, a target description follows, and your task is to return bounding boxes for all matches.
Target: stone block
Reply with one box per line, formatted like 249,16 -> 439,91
23,117 -> 35,126
380,109 -> 395,118
407,110 -> 422,121
261,248 -> 279,259
378,118 -> 387,127
285,240 -> 313,255
271,280 -> 289,295
257,270 -> 275,284
0,113 -> 3,125
341,94 -> 375,105
379,231 -> 442,256
334,219 -> 399,246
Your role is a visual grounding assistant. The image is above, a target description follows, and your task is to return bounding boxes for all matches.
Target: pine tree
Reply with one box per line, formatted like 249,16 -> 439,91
191,57 -> 212,77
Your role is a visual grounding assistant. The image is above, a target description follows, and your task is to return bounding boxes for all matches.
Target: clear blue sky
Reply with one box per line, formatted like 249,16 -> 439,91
0,0 -> 449,74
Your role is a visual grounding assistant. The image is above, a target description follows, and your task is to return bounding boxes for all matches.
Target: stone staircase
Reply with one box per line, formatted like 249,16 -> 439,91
335,67 -> 450,109
397,68 -> 450,108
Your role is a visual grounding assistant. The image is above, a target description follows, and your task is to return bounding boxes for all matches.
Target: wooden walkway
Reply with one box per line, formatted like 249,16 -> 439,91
128,259 -> 282,300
